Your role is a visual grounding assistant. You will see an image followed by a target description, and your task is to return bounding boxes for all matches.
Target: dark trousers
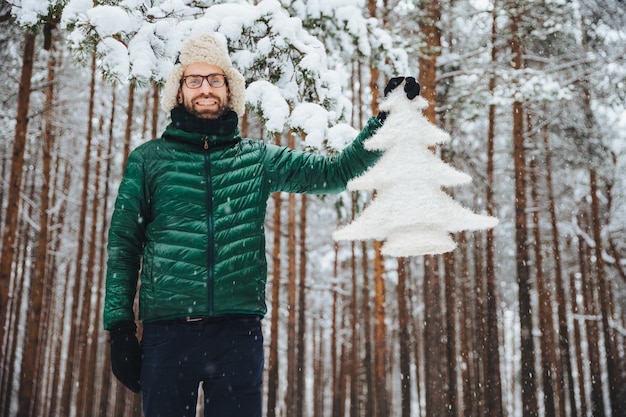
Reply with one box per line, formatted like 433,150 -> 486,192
140,315 -> 264,417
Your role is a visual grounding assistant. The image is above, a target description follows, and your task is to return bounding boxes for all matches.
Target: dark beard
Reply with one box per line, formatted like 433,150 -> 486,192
184,94 -> 230,119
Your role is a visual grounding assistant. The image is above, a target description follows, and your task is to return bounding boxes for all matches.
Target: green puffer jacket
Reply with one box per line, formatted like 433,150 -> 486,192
103,108 -> 382,330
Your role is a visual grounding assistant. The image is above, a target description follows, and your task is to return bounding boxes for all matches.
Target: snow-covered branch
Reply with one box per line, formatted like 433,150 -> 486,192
58,0 -> 396,149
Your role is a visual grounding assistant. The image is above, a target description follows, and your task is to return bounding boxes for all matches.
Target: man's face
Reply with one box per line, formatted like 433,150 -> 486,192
178,62 -> 230,119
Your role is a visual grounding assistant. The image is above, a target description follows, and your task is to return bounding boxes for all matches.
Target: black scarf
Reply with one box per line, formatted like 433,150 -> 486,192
170,106 -> 239,136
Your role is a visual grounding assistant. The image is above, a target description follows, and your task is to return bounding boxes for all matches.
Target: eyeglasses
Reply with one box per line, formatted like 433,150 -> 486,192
181,74 -> 227,89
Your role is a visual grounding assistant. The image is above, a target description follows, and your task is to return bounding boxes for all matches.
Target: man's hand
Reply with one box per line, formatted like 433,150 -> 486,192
376,77 -> 420,123
378,77 -> 421,123
109,320 -> 141,393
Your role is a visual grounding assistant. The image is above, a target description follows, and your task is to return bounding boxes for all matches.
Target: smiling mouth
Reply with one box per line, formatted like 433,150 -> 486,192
196,98 -> 217,106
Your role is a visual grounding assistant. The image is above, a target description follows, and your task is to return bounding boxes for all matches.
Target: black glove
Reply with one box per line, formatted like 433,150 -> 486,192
384,76 -> 421,99
377,76 -> 421,123
109,320 -> 141,393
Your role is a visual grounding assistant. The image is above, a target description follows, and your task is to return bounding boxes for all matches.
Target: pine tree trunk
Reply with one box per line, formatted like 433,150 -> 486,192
372,239 -> 388,417
0,33 -> 36,370
510,4 -> 539,415
40,152 -> 66,417
579,14 -> 622,414
17,30 -> 56,417
77,141 -> 104,416
542,122 -> 576,417
459,235 -> 477,417
98,82 -> 118,417
266,133 -> 282,417
361,241 -> 375,417
11,143 -> 38,416
140,89 -> 149,137
339,342 -> 348,417
579,43 -> 625,411
485,4 -> 504,416
113,382 -> 128,416
417,1 -> 447,415
349,195 -> 359,417
296,193 -> 307,417
313,324 -> 324,417
59,51 -> 97,415
589,169 -> 623,415
353,61 -> 370,417
0,139 -> 5,232
397,257 -> 412,417
471,233 -> 487,417
122,83 -> 135,169
529,153 -> 558,417
585,246 -> 605,415
149,84 -> 159,139
48,160 -> 72,417
577,206 -> 605,416
286,130 -> 298,417
569,263 -> 587,417
366,1 -> 389,408
423,256 -> 446,417
331,243 -> 342,417
443,251 -> 457,417
408,268 -> 424,415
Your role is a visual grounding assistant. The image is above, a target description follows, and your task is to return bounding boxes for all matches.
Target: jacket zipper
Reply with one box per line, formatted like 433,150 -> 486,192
203,136 -> 215,314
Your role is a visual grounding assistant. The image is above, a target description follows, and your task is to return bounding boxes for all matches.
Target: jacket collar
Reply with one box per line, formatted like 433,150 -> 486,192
162,106 -> 241,149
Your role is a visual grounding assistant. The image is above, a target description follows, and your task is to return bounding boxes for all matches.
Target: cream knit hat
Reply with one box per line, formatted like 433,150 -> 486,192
161,33 -> 246,116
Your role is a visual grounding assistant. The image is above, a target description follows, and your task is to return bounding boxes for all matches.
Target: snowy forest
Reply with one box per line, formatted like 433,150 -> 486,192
1,0 -> 625,416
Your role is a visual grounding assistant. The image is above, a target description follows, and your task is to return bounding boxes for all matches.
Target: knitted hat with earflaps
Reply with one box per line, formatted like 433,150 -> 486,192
161,33 -> 246,117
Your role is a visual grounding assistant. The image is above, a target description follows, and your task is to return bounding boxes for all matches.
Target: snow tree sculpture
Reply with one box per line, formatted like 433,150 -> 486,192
333,85 -> 498,257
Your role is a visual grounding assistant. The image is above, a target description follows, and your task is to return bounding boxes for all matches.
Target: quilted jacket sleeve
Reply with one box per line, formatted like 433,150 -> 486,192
103,149 -> 149,330
265,116 -> 383,194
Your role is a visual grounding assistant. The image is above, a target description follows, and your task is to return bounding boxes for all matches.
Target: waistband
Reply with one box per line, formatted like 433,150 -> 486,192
147,313 -> 260,326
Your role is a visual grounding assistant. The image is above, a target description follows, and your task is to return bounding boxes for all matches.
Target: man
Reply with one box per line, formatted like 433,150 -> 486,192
104,32 -> 420,417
